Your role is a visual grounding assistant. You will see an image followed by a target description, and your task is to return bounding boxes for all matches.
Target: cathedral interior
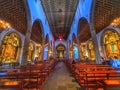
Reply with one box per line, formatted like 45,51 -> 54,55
0,0 -> 120,90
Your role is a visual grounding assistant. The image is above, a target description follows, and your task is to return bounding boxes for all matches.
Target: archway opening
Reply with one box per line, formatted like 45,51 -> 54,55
31,20 -> 44,61
78,18 -> 91,60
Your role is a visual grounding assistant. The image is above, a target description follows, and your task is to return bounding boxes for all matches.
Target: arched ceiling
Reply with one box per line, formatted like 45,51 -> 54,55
94,0 -> 120,33
41,0 -> 79,40
78,19 -> 91,43
31,20 -> 43,43
0,0 -> 27,35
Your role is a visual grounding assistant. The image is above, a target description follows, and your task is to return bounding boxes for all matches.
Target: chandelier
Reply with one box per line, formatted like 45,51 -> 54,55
0,19 -> 11,31
111,18 -> 120,27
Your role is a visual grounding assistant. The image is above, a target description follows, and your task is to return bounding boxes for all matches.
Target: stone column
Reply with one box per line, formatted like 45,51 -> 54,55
21,30 -> 31,65
66,40 -> 70,60
53,41 -> 56,60
41,38 -> 45,60
89,0 -> 101,64
89,23 -> 101,64
21,0 -> 32,65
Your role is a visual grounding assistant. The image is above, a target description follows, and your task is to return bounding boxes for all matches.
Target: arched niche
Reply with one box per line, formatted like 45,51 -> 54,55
56,44 -> 66,60
77,18 -> 91,60
31,20 -> 44,61
0,32 -> 21,64
101,29 -> 120,59
87,40 -> 95,61
27,42 -> 35,62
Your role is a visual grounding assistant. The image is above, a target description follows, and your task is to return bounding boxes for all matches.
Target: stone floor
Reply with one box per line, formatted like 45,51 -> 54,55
42,61 -> 81,90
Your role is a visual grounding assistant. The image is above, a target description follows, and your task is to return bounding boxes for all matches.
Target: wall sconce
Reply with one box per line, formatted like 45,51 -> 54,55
111,18 -> 120,27
0,19 -> 11,31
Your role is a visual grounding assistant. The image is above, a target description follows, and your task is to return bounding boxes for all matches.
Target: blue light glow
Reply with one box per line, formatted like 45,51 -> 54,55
44,46 -> 48,60
74,46 -> 79,59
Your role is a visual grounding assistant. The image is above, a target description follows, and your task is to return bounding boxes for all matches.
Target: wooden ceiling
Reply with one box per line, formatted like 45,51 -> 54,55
78,0 -> 120,43
0,0 -> 27,35
41,0 -> 78,40
94,0 -> 120,33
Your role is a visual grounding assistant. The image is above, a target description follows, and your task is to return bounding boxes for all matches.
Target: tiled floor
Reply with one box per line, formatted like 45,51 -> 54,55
42,61 -> 81,90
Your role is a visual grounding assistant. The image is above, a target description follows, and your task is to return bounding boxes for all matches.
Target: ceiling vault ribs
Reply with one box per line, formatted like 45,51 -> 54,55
49,0 -> 56,33
41,0 -> 79,40
46,0 -> 56,32
64,0 -> 69,39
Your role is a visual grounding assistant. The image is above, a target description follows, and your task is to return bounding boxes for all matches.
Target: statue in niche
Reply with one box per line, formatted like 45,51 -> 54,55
104,31 -> 120,58
88,41 -> 95,60
81,45 -> 86,59
0,33 -> 19,63
27,43 -> 34,61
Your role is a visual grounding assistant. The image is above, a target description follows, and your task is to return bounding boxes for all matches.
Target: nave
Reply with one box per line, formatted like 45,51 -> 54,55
42,61 -> 80,90
1,0 -> 120,90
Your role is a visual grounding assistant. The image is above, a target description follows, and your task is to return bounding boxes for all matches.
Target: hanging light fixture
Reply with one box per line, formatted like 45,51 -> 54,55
111,18 -> 120,27
0,19 -> 11,31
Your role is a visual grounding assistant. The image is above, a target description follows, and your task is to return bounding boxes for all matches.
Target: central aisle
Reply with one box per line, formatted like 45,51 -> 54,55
42,61 -> 80,90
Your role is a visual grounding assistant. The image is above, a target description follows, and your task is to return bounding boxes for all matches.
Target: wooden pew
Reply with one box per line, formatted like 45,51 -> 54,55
65,61 -> 120,90
0,60 -> 58,90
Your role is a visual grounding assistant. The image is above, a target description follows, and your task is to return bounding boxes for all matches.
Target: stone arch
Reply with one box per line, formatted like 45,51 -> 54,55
101,29 -> 120,59
31,19 -> 44,61
77,17 -> 91,60
31,19 -> 44,44
0,32 -> 22,63
77,17 -> 91,43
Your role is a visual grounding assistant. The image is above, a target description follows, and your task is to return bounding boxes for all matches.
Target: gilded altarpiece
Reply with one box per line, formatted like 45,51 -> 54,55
80,43 -> 87,60
0,33 -> 20,63
103,31 -> 120,58
27,42 -> 34,61
87,41 -> 95,60
35,44 -> 41,60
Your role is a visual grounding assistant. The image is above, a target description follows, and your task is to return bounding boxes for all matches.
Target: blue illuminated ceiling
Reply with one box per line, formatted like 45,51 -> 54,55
41,0 -> 79,40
